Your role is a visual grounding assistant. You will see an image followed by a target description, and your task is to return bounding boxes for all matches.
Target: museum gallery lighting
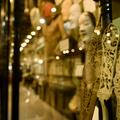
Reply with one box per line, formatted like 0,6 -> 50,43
31,31 -> 36,36
79,47 -> 83,51
27,35 -> 32,39
71,49 -> 75,52
25,39 -> 30,43
56,56 -> 60,60
20,47 -> 23,52
39,18 -> 46,24
63,50 -> 69,54
36,26 -> 41,30
38,59 -> 43,64
20,26 -> 41,52
21,43 -> 27,48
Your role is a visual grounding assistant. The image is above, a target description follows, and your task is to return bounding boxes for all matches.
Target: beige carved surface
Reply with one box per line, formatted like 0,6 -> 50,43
97,24 -> 119,100
80,32 -> 102,120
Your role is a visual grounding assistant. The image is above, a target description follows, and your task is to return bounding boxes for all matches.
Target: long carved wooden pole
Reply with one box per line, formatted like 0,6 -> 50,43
97,1 -> 117,120
12,0 -> 24,120
0,0 -> 10,120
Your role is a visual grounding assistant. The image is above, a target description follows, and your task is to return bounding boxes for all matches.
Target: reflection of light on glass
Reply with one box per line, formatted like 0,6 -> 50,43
63,50 -> 69,54
79,47 -> 83,51
31,31 -> 36,36
36,26 -> 41,30
10,53 -> 13,57
8,64 -> 12,70
35,75 -> 40,79
11,42 -> 14,47
115,34 -> 119,38
94,29 -> 100,35
10,0 -> 13,3
56,56 -> 60,60
11,48 -> 14,53
20,47 -> 23,52
25,98 -> 30,103
51,7 -> 57,13
107,8 -> 110,11
106,3 -> 109,7
24,8 -> 29,13
106,32 -> 110,37
71,49 -> 75,52
107,40 -> 111,44
66,50 -> 69,54
27,35 -> 32,39
21,43 -> 27,47
63,50 -> 66,54
34,58 -> 38,62
23,57 -> 27,61
25,39 -> 30,43
2,21 -> 6,26
39,18 -> 46,24
38,59 -> 43,64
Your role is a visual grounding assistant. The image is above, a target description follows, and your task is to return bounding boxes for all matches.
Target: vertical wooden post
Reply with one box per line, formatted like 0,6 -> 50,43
0,0 -> 10,120
100,0 -> 112,29
12,0 -> 24,120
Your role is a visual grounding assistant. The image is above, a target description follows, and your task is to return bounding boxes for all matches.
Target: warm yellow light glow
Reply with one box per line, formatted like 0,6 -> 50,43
25,98 -> 30,103
63,50 -> 66,54
23,57 -> 27,61
94,29 -> 101,35
25,39 -> 30,43
10,0 -> 13,3
107,40 -> 111,44
21,43 -> 27,47
115,34 -> 119,38
106,32 -> 110,37
27,35 -> 32,39
20,47 -> 23,52
8,64 -> 12,70
56,56 -> 60,60
36,26 -> 41,30
34,58 -> 38,62
11,42 -> 14,47
35,75 -> 40,79
39,18 -> 46,24
38,59 -> 43,64
24,8 -> 29,13
31,31 -> 36,36
63,50 -> 69,54
51,7 -> 57,13
79,47 -> 83,51
66,50 -> 69,54
71,49 -> 75,52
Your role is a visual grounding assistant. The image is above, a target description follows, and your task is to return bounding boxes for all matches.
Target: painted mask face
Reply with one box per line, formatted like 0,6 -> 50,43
79,13 -> 95,41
